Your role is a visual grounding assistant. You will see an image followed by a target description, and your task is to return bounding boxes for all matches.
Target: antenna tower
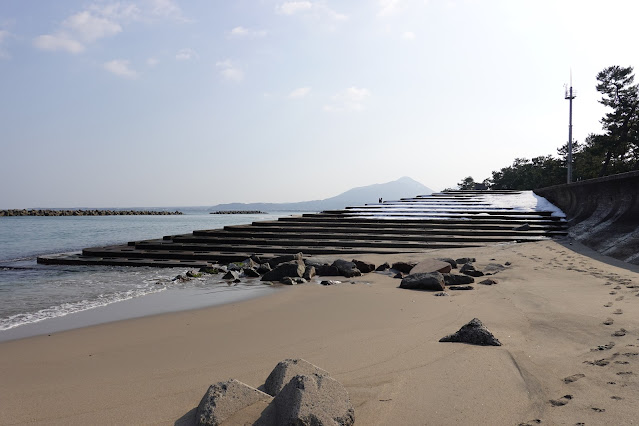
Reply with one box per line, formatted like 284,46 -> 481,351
565,74 -> 576,183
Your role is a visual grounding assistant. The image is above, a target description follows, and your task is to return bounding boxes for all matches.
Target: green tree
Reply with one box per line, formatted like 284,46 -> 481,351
457,176 -> 475,190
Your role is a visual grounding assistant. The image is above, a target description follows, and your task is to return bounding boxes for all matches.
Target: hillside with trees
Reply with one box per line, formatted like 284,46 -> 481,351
458,65 -> 639,190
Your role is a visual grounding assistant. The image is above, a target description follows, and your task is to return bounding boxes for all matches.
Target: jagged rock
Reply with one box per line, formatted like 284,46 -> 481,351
410,259 -> 452,274
352,259 -> 375,273
456,257 -> 476,264
268,253 -> 304,268
241,258 -> 259,270
186,270 -> 202,278
196,379 -> 272,426
320,280 -> 341,286
250,254 -> 265,264
264,358 -> 329,397
332,260 -> 362,278
449,285 -> 474,290
257,263 -> 272,274
443,274 -> 475,285
227,262 -> 243,272
375,262 -> 390,271
223,270 -> 240,280
243,268 -> 261,278
393,272 -> 404,279
479,278 -> 498,285
460,263 -> 484,277
391,261 -> 417,274
514,223 -> 531,231
437,258 -> 458,269
273,374 -> 354,426
303,266 -> 316,280
439,318 -> 502,346
399,272 -> 445,291
262,260 -> 305,282
315,264 -> 341,276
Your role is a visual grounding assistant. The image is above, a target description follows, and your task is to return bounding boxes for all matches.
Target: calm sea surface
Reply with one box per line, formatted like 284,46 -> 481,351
0,209 -> 310,338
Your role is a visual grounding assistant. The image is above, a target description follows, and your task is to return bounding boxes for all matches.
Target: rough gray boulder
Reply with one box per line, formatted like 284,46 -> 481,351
315,264 -> 341,276
352,259 -> 375,273
375,262 -> 390,271
222,270 -> 240,280
437,257 -> 458,269
479,278 -> 498,285
273,374 -> 354,426
264,358 -> 329,397
455,257 -> 476,264
243,268 -> 261,278
439,318 -> 502,346
257,263 -> 272,274
410,259 -> 452,274
303,266 -> 316,280
460,263 -> 484,277
443,274 -> 475,285
331,260 -> 362,278
196,379 -> 272,426
399,272 -> 445,291
391,261 -> 417,274
268,252 -> 304,268
261,260 -> 305,282
449,285 -> 474,291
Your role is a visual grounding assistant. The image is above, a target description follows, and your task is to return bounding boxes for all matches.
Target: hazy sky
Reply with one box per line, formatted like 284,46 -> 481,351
1,0 -> 638,208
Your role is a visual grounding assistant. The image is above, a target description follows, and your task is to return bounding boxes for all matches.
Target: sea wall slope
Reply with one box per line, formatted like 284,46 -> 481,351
534,171 -> 639,265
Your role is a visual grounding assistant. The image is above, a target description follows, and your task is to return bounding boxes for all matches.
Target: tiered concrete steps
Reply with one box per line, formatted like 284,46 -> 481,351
37,190 -> 568,267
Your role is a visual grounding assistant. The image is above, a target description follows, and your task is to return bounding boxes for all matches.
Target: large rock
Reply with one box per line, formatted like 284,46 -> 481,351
352,259 -> 375,273
268,253 -> 304,268
410,259 -> 452,274
399,272 -> 445,291
439,318 -> 502,346
261,260 -> 305,282
391,261 -> 417,274
460,263 -> 484,277
264,358 -> 329,397
196,379 -> 272,426
332,260 -> 361,278
437,257 -> 458,269
375,262 -> 390,271
303,266 -> 316,280
443,274 -> 475,285
273,374 -> 354,426
315,264 -> 341,276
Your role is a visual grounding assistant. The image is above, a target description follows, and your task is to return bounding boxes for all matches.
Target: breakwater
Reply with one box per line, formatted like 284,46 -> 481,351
0,209 -> 183,217
534,171 -> 639,265
210,210 -> 266,215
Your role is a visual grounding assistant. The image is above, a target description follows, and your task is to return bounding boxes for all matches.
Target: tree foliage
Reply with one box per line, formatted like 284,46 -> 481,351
477,65 -> 639,190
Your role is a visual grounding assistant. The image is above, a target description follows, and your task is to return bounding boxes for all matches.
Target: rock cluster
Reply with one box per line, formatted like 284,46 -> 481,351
0,209 -> 182,216
196,358 -> 354,426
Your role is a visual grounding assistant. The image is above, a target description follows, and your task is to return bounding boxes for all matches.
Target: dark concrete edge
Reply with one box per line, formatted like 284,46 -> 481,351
556,237 -> 639,274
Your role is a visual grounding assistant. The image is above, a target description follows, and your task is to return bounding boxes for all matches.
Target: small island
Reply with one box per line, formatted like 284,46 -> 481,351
0,209 -> 183,217
210,210 -> 267,215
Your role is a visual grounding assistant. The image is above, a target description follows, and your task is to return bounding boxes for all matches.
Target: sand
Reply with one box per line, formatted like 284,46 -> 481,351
1,239 -> 639,425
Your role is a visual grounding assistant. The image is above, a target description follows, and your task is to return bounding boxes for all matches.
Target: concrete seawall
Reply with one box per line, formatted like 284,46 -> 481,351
534,171 -> 639,265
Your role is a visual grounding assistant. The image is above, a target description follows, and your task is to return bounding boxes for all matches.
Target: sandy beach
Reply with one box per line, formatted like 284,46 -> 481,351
1,239 -> 639,425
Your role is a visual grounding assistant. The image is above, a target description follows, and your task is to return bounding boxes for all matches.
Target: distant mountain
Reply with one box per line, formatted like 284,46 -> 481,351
209,176 -> 433,212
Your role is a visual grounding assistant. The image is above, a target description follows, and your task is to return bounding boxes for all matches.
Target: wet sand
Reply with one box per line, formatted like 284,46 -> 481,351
1,240 -> 638,425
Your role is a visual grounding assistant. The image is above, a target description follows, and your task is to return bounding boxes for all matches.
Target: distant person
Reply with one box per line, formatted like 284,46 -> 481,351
379,197 -> 383,203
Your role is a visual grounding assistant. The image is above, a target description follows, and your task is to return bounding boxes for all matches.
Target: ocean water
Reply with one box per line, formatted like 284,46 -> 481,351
0,209 -> 310,339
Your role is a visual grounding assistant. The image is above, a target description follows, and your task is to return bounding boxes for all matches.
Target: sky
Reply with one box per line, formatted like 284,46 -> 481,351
1,0 -> 638,208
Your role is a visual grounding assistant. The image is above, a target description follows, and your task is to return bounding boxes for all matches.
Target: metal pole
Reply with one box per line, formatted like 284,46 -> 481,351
568,85 -> 573,183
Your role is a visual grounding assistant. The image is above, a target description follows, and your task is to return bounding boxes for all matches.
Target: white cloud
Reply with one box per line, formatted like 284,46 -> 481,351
103,59 -> 138,78
276,1 -> 347,21
216,60 -> 244,82
378,0 -> 401,17
33,34 -> 85,53
228,26 -> 268,38
288,87 -> 312,99
0,30 -> 11,59
402,31 -> 416,40
146,57 -> 159,66
324,87 -> 371,112
64,11 -> 122,42
147,0 -> 186,21
175,48 -> 198,61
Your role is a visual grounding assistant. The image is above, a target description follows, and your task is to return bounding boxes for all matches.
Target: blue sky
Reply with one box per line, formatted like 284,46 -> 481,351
1,0 -> 638,208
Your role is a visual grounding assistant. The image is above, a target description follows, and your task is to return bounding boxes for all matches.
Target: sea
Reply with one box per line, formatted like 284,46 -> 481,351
0,208 -> 311,341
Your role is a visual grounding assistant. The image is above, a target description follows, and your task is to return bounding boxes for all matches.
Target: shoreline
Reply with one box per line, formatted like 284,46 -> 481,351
2,241 -> 639,425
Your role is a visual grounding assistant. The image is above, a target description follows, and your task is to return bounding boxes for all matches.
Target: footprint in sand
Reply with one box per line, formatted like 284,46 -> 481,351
614,360 -> 630,365
591,407 -> 606,413
616,371 -> 633,376
591,342 -> 615,351
615,295 -> 625,301
603,318 -> 614,325
604,302 -> 613,307
612,329 -> 627,337
623,352 -> 639,357
585,359 -> 610,367
614,285 -> 622,290
609,291 -> 618,295
611,396 -> 623,400
613,309 -> 623,315
549,394 -> 573,406
518,420 -> 542,426
563,373 -> 585,383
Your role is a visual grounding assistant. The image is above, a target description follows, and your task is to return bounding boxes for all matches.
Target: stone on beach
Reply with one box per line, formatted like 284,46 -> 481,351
437,257 -> 458,269
375,262 -> 390,271
439,318 -> 502,346
261,260 -> 305,282
222,270 -> 240,280
268,252 -> 304,268
331,260 -> 362,278
273,374 -> 355,426
303,265 -> 316,280
352,259 -> 375,273
264,358 -> 329,397
391,261 -> 417,274
399,272 -> 445,291
410,259 -> 452,274
460,263 -> 484,277
443,273 -> 475,285
196,379 -> 272,426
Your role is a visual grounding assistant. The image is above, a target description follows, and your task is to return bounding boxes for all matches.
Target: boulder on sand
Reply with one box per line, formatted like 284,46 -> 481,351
410,259 -> 452,274
331,260 -> 362,278
264,358 -> 329,397
460,263 -> 484,277
439,318 -> 502,346
352,259 -> 375,273
273,374 -> 355,426
399,272 -> 445,291
391,261 -> 417,274
196,379 -> 271,426
443,274 -> 475,285
261,260 -> 305,282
